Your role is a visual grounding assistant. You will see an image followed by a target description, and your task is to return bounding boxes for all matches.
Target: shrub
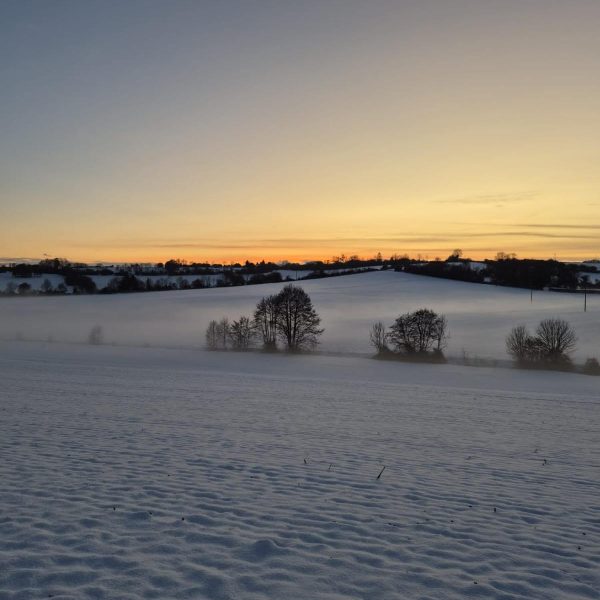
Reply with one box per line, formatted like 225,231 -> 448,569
583,357 -> 600,376
88,325 -> 104,345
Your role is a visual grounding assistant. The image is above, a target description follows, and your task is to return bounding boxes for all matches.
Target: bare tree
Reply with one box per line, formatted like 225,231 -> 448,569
274,284 -> 323,351
216,318 -> 230,350
206,318 -> 230,349
506,319 -> 576,365
253,295 -> 280,351
432,315 -> 448,352
205,320 -> 220,350
535,318 -> 577,362
388,308 -> 447,355
506,325 -> 534,362
369,321 -> 388,354
228,316 -> 255,350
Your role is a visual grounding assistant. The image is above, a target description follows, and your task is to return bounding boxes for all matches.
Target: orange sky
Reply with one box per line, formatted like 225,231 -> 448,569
1,1 -> 599,264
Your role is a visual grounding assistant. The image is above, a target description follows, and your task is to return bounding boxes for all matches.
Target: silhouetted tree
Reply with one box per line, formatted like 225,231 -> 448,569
446,249 -> 463,261
274,284 -> 323,351
506,318 -> 577,366
388,309 -> 447,355
506,325 -> 537,363
228,316 -> 255,350
535,318 -> 577,362
216,318 -> 230,349
205,320 -> 220,350
64,272 -> 96,294
254,295 -> 280,350
165,259 -> 185,276
369,321 -> 388,355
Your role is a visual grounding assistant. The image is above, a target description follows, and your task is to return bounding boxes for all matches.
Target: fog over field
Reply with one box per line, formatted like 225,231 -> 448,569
1,271 -> 598,361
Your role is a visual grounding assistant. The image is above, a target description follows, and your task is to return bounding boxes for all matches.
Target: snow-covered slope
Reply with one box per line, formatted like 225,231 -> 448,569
0,271 -> 598,360
0,341 -> 598,600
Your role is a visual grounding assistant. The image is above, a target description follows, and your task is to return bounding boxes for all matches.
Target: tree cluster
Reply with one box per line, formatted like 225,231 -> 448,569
369,308 -> 448,361
403,261 -> 484,284
506,319 -> 577,366
206,284 -> 323,353
487,258 -> 579,290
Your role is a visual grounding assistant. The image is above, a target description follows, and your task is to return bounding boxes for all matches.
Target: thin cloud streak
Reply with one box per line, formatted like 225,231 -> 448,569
434,191 -> 539,205
509,223 -> 600,230
73,230 -> 600,251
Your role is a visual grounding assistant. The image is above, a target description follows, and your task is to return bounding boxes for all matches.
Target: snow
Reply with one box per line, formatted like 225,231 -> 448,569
0,272 -> 66,292
1,273 -> 599,598
0,271 -> 598,361
1,341 -> 599,599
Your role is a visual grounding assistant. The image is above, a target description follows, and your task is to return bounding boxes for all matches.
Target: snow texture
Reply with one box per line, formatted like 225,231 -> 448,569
1,340 -> 599,600
1,272 -> 599,599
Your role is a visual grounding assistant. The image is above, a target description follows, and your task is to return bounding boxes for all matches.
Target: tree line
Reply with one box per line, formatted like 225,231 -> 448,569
402,255 -> 597,290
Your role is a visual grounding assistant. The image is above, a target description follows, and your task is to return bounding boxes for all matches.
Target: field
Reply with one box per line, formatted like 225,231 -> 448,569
1,272 -> 599,599
0,271 -> 598,360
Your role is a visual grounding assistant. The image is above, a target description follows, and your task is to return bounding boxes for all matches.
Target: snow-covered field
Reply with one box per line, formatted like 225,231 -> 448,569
0,271 -> 598,361
1,272 -> 599,599
1,342 -> 599,599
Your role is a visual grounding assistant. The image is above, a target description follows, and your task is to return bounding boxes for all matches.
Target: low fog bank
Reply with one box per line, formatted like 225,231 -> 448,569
0,271 -> 598,361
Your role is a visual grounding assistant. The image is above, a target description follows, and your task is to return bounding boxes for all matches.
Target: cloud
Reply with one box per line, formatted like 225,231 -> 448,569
510,223 -> 600,230
0,256 -> 43,263
70,228 -> 598,253
77,236 -> 460,250
434,191 -> 539,206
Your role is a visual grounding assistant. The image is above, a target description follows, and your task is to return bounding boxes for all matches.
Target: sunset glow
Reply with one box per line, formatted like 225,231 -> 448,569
2,0 -> 599,263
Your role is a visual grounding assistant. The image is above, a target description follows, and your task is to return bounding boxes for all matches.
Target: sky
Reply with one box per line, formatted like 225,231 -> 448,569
1,0 -> 599,264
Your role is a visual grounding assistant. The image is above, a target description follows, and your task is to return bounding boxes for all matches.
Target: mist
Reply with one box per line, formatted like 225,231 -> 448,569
1,271 -> 597,361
